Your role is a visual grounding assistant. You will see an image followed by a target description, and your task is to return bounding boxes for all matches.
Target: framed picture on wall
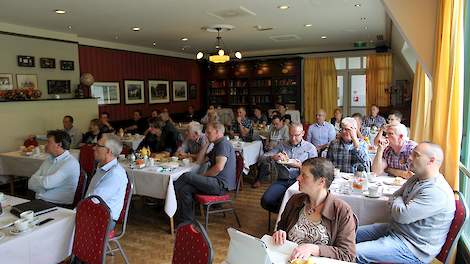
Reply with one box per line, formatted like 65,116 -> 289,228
40,58 -> 56,69
90,82 -> 120,105
60,60 -> 74,71
16,74 -> 38,90
17,55 -> 35,67
124,80 -> 145,104
172,80 -> 187,102
188,84 -> 197,100
0,74 -> 14,90
47,80 -> 71,94
148,80 -> 170,104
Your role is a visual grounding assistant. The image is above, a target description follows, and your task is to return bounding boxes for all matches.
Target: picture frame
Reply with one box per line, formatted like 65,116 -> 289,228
148,80 -> 170,104
188,83 -> 197,100
124,80 -> 145,104
172,80 -> 187,102
47,80 -> 71,94
90,82 -> 120,105
16,74 -> 38,90
17,55 -> 35,67
40,58 -> 56,69
60,60 -> 74,71
0,74 -> 14,90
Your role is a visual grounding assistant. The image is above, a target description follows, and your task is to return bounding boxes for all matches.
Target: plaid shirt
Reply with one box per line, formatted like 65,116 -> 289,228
360,126 -> 371,138
363,115 -> 386,128
327,138 -> 371,173
231,117 -> 253,141
383,140 -> 417,171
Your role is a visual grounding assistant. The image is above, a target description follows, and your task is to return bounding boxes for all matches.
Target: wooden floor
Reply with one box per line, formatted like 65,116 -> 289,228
106,181 -> 273,264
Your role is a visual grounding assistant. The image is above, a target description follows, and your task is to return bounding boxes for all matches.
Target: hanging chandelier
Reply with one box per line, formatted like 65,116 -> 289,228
196,27 -> 242,63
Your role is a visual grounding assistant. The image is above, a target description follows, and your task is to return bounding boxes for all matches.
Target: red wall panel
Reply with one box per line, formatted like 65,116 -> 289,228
78,45 -> 202,121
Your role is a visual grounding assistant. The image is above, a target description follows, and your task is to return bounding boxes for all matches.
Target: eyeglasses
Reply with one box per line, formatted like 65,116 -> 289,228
290,132 -> 303,138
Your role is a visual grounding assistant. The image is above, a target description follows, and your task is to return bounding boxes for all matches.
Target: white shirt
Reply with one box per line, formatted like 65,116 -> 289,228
86,158 -> 128,221
28,150 -> 80,204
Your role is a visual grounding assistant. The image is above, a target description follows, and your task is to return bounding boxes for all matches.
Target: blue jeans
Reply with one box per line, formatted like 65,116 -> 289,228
260,178 -> 296,213
356,223 -> 424,264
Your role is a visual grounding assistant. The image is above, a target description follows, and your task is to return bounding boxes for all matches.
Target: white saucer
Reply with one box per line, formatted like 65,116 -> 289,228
0,215 -> 17,229
10,225 -> 34,236
363,191 -> 381,198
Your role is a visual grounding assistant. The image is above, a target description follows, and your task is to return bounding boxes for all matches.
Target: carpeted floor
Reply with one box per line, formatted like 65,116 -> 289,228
105,181 -> 274,264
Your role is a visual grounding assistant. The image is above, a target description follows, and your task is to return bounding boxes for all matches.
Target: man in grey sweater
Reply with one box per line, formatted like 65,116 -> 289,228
356,142 -> 455,264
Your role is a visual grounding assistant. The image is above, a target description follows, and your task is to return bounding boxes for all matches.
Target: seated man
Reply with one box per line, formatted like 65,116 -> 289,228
306,109 -> 336,154
352,113 -> 370,140
137,120 -> 169,154
356,142 -> 455,264
176,121 -> 208,163
63,115 -> 82,149
277,103 -> 292,124
184,105 -> 198,122
259,123 -> 317,212
158,112 -> 179,154
81,118 -> 101,145
174,122 -> 236,225
125,110 -> 148,135
374,110 -> 404,145
230,107 -> 253,141
363,104 -> 386,129
372,124 -> 417,179
86,133 -> 128,229
327,117 -> 370,173
28,130 -> 79,205
251,107 -> 268,126
99,111 -> 114,133
267,115 -> 289,149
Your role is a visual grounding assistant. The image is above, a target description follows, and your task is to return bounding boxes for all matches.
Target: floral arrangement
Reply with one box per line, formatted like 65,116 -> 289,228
0,88 -> 42,101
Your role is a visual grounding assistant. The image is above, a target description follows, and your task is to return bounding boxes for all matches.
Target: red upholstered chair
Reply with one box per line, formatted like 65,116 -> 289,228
302,123 -> 310,140
71,170 -> 87,209
194,151 -> 243,231
435,191 -> 468,264
172,220 -> 213,264
79,144 -> 96,178
70,195 -> 112,264
107,173 -> 133,264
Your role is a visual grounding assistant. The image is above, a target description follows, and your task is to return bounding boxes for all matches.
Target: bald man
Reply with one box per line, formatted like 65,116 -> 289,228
306,109 -> 336,153
356,142 -> 455,264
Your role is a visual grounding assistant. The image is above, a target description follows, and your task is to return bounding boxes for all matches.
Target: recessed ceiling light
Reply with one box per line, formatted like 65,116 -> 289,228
354,4 -> 361,7
54,10 -> 66,14
67,25 -> 72,30
181,37 -> 188,41
152,42 -> 156,46
278,5 -> 289,10
364,26 -> 368,30
114,35 -> 119,40
132,27 -> 141,31
321,36 -> 327,39
304,24 -> 313,27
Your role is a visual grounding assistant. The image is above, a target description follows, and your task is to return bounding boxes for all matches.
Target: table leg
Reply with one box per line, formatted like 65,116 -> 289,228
9,176 -> 15,195
170,217 -> 175,235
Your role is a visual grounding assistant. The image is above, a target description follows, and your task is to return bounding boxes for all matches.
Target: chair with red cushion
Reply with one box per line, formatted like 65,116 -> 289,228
172,220 -> 213,264
302,123 -> 310,140
70,170 -> 87,209
435,191 -> 468,264
107,173 -> 133,264
79,144 -> 96,179
194,151 -> 243,231
70,195 -> 112,264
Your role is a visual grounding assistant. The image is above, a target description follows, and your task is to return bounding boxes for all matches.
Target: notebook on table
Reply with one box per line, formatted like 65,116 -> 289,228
10,199 -> 58,218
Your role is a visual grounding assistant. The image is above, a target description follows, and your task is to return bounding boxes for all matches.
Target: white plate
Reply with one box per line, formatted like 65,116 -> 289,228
363,191 -> 381,198
161,162 -> 180,169
276,159 -> 297,165
0,215 -> 17,229
383,178 -> 405,186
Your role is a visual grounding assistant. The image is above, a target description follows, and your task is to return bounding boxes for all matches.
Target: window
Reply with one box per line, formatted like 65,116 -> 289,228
348,57 -> 361,69
337,75 -> 344,107
350,74 -> 366,107
334,58 -> 346,70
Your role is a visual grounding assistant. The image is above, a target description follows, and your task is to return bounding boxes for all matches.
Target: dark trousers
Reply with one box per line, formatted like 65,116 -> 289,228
255,156 -> 289,182
174,172 -> 225,225
260,178 -> 297,213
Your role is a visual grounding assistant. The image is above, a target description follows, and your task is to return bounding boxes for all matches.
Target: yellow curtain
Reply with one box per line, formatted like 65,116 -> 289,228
366,53 -> 392,109
303,57 -> 337,123
410,63 -> 432,142
430,0 -> 464,190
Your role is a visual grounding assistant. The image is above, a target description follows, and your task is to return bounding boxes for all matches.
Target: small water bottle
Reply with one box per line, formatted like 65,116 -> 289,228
355,164 -> 369,191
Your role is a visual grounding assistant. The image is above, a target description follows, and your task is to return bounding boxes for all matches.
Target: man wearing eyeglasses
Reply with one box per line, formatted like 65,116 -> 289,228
326,117 -> 370,173
86,133 -> 128,229
28,130 -> 79,205
259,122 -> 317,213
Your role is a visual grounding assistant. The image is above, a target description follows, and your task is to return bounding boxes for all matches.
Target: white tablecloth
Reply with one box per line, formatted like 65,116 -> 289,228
230,140 -> 263,174
124,162 -> 199,218
121,135 -> 144,151
276,173 -> 400,227
0,195 -> 75,264
0,150 -> 80,177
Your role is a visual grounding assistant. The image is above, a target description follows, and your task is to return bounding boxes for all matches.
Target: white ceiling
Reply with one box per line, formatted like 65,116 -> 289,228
0,0 -> 387,57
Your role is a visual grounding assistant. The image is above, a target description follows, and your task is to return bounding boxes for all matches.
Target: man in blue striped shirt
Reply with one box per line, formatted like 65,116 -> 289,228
306,109 -> 336,154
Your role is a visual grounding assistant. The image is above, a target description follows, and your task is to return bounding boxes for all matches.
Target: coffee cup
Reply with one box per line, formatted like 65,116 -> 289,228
20,210 -> 34,221
182,158 -> 191,166
234,135 -> 240,141
14,218 -> 30,232
368,185 -> 382,197
33,147 -> 40,155
367,172 -> 377,182
0,192 -> 4,201
39,145 -> 45,152
334,168 -> 341,176
171,156 -> 179,162
149,159 -> 155,167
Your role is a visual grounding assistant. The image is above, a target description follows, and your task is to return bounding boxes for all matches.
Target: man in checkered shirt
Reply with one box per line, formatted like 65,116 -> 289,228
372,123 -> 417,179
326,117 -> 370,173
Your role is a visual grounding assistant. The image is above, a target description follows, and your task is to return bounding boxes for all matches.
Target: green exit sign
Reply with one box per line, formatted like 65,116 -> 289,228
354,41 -> 367,48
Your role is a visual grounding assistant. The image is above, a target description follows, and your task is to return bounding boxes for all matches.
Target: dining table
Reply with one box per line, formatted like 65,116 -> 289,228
0,195 -> 75,264
229,140 -> 263,174
121,134 -> 145,151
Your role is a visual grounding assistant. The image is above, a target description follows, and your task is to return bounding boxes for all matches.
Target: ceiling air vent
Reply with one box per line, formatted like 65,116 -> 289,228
269,35 -> 301,42
254,25 -> 273,31
207,6 -> 256,20
376,34 -> 384,41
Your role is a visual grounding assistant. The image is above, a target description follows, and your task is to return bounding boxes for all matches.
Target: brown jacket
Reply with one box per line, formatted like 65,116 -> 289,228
277,192 -> 357,262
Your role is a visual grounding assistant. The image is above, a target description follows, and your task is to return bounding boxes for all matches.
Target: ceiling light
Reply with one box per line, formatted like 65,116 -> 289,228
304,24 -> 313,27
364,26 -> 368,30
132,27 -> 141,31
196,27 -> 241,63
235,52 -> 242,59
196,52 -> 204,59
354,4 -> 361,7
55,10 -> 66,14
67,25 -> 72,30
321,36 -> 327,39
278,5 -> 289,10
218,49 -> 225,56
114,35 -> 119,40
181,37 -> 188,41
153,42 -> 156,46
